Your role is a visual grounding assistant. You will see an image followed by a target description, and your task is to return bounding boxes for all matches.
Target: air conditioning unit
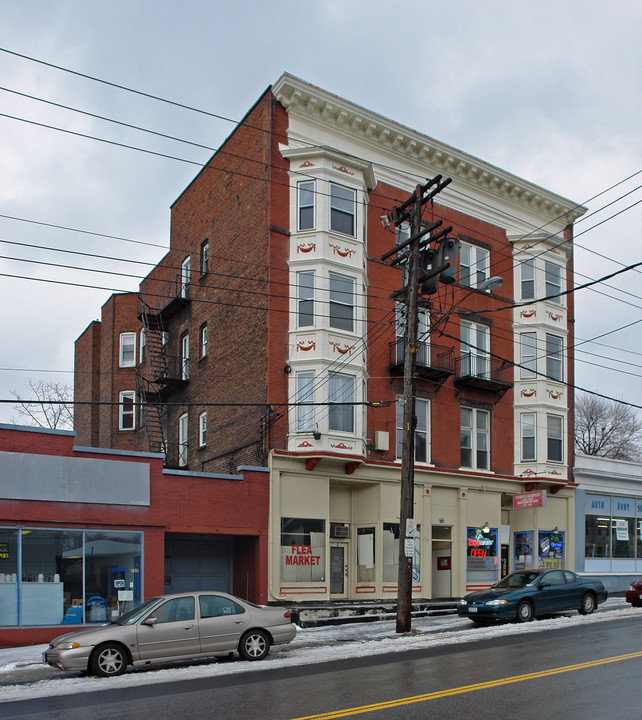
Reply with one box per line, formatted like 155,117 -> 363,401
374,431 -> 389,451
330,523 -> 350,539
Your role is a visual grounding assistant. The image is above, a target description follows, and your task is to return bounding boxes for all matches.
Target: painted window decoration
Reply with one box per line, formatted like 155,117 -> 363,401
514,531 -> 535,571
466,526 -> 499,583
382,523 -> 421,582
280,518 -> 325,583
538,530 -> 564,569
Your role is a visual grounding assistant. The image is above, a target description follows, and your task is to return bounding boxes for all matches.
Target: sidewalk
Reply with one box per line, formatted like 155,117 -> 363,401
0,597 -> 632,693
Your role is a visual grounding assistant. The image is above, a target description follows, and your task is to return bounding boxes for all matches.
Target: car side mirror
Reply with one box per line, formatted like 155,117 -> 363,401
143,616 -> 158,626
539,582 -> 550,589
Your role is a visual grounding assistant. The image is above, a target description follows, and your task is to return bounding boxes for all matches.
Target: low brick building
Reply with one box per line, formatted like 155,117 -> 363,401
0,424 -> 268,646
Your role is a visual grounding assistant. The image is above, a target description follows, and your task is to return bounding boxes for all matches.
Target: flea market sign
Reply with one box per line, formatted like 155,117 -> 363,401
285,544 -> 322,567
514,490 -> 547,509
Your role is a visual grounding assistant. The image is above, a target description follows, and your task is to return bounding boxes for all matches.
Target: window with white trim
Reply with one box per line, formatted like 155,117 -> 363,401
119,391 -> 135,430
296,371 -> 315,431
139,328 -> 146,364
119,333 -> 136,368
521,259 -> 535,300
520,332 -> 537,379
396,397 -> 429,463
329,272 -> 354,331
328,373 -> 354,433
460,320 -> 489,378
181,256 -> 191,298
545,261 -> 562,303
461,407 -> 489,470
201,241 -> 209,275
330,183 -> 355,236
521,412 -> 537,461
545,333 -> 563,381
200,324 -> 207,358
297,271 -> 314,327
396,305 -> 429,365
460,243 -> 489,289
181,334 -> 190,380
547,414 -> 563,462
298,180 -> 315,230
199,412 -> 207,447
179,413 -> 188,466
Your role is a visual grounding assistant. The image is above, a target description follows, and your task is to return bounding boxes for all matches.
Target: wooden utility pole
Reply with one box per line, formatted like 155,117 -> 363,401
380,175 -> 452,634
395,184 -> 423,633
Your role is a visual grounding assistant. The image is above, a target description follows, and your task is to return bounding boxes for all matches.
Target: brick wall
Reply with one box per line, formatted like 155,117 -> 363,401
73,320 -> 101,447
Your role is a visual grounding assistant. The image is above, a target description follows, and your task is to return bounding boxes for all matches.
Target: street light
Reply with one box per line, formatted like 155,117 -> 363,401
478,276 -> 504,293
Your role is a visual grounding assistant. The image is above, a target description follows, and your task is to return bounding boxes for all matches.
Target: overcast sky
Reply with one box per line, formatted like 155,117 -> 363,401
0,1 -> 640,425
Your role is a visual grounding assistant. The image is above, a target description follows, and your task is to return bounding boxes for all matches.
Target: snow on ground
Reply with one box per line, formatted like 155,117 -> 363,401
1,598 -> 640,704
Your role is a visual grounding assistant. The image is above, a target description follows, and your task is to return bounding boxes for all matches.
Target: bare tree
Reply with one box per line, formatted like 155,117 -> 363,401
574,392 -> 642,461
10,380 -> 74,431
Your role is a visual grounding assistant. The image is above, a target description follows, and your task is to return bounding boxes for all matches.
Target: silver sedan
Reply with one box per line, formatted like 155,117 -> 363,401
44,592 -> 296,677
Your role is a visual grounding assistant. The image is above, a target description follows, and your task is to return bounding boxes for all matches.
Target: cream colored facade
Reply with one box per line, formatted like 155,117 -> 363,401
268,453 -> 575,602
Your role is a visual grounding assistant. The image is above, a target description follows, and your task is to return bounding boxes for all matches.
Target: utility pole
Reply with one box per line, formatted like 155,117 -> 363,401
380,175 -> 452,634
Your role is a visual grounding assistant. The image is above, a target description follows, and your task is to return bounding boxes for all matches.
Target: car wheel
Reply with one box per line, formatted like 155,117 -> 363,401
516,600 -> 534,623
238,629 -> 270,661
90,643 -> 128,677
579,593 -> 596,615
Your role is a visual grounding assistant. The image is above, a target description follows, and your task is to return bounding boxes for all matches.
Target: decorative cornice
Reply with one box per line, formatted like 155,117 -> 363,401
273,73 -> 587,232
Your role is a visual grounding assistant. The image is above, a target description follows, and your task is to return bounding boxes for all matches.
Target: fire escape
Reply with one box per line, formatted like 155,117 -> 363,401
137,274 -> 190,467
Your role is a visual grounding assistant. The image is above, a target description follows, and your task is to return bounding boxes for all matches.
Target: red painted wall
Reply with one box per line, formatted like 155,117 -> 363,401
0,427 -> 269,646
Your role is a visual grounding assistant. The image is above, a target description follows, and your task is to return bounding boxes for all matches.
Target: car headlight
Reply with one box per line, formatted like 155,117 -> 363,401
55,641 -> 81,650
485,599 -> 508,606
458,599 -> 468,606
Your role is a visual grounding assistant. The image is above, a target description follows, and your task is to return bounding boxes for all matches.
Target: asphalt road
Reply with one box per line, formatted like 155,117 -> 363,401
3,614 -> 641,719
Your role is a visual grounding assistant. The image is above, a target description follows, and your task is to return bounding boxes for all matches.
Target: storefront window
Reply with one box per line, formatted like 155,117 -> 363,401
538,530 -> 564,569
0,527 -> 143,627
513,531 -> 534,571
84,531 -> 142,621
280,518 -> 325,583
612,518 -> 635,558
382,523 -> 420,582
585,515 -> 611,558
466,526 -> 498,583
637,518 -> 642,559
357,527 -> 375,582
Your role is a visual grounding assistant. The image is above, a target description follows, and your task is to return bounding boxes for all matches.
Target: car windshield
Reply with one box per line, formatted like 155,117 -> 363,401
492,572 -> 540,589
115,597 -> 162,625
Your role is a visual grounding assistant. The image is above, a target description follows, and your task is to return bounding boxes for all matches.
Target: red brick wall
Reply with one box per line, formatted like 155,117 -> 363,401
365,183 -> 516,474
74,320 -> 101,447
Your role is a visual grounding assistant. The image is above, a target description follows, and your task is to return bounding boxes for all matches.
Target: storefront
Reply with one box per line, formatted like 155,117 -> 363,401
268,452 -> 575,602
0,424 -> 269,646
0,528 -> 142,626
574,454 -> 642,593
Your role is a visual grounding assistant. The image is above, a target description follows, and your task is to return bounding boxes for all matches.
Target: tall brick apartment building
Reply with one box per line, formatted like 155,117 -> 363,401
75,74 -> 586,603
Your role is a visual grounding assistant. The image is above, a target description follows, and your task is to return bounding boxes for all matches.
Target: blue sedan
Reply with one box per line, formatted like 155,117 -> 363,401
458,569 -> 608,623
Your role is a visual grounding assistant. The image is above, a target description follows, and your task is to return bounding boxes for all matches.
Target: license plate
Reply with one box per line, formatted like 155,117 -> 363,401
468,607 -> 478,613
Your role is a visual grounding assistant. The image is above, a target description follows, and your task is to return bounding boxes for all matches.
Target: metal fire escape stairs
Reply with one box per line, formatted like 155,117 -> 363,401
136,275 -> 190,466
